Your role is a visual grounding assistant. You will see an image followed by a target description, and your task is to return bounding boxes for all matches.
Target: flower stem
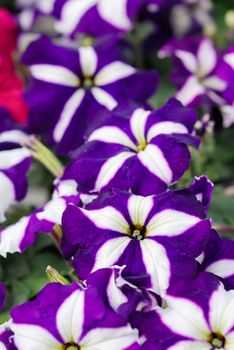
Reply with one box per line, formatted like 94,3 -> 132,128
24,136 -> 64,178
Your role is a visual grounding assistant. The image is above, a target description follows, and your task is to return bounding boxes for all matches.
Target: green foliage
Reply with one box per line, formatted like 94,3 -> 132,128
0,235 -> 72,322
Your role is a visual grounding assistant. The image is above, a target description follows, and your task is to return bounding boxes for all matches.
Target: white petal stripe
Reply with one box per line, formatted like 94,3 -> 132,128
53,89 -> 85,142
0,172 -> 15,223
176,76 -> 205,106
98,0 -> 132,30
175,50 -> 198,73
147,122 -> 188,142
0,217 -> 30,257
91,237 -> 130,273
94,61 -> 135,86
147,209 -> 201,237
137,144 -> 172,184
81,206 -> 129,233
80,326 -> 139,349
127,195 -> 154,226
91,87 -> 117,110
205,259 -> 234,279
161,296 -> 209,340
141,239 -> 170,294
168,340 -> 211,350
224,53 -> 234,69
79,46 -> 98,77
30,64 -> 80,86
0,130 -> 29,145
197,39 -> 217,77
11,324 -> 61,350
202,76 -> 227,91
56,290 -> 84,343
88,126 -> 136,150
209,285 -> 234,335
130,108 -> 150,146
55,0 -> 98,35
94,151 -> 134,191
0,148 -> 30,170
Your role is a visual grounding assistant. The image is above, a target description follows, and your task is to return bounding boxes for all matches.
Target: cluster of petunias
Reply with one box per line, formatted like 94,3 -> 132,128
0,1 -> 234,350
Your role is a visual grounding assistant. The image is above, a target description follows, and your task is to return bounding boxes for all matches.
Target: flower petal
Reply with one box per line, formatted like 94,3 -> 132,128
175,50 -> 198,73
127,195 -> 154,226
10,324 -> 61,350
176,76 -> 205,106
98,0 -> 132,30
56,290 -> 84,343
91,237 -> 130,273
30,64 -> 80,86
80,207 -> 129,233
88,126 -> 136,149
137,144 -> 172,184
168,340 -> 210,350
130,108 -> 150,146
94,152 -> 134,191
209,284 -> 234,335
197,39 -> 217,76
95,62 -> 135,86
79,46 -> 98,77
161,296 -> 209,340
206,259 -> 234,279
140,239 -> 170,294
53,89 -> 85,142
147,209 -> 201,237
91,87 -> 117,110
147,121 -> 188,142
81,326 -> 139,349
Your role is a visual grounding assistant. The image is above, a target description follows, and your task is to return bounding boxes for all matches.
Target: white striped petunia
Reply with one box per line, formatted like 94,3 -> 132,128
54,0 -> 143,37
11,267 -> 142,350
62,188 -> 211,295
66,98 -> 199,196
170,38 -> 227,107
23,36 -> 158,154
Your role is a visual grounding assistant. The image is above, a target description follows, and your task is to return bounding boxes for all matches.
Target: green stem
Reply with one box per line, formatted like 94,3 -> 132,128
25,136 -> 64,178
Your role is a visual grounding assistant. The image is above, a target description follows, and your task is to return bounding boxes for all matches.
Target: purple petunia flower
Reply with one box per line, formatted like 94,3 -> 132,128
23,37 -> 158,154
0,122 -> 31,223
53,0 -> 143,37
66,99 -> 199,196
0,176 -> 80,257
189,176 -> 214,214
198,230 -> 234,291
62,188 -> 211,294
164,37 -> 227,107
0,323 -> 15,350
133,273 -> 234,350
11,267 -> 142,349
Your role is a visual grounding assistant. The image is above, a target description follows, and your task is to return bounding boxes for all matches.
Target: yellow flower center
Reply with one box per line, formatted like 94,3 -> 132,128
136,141 -> 147,152
128,224 -> 146,240
64,343 -> 80,350
209,333 -> 226,349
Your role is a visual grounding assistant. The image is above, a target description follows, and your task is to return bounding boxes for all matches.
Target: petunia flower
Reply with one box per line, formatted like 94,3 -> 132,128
188,176 -> 214,214
53,0 -> 143,37
159,273 -> 234,350
66,99 -> 199,196
23,36 -> 158,154
11,267 -> 141,350
133,273 -> 234,350
167,37 -> 227,107
62,188 -> 211,294
0,177 -> 80,257
0,118 -> 31,223
199,231 -> 234,291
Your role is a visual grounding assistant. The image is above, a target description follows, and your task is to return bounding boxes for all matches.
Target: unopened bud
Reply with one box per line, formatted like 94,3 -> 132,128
46,265 -> 69,285
225,10 -> 234,29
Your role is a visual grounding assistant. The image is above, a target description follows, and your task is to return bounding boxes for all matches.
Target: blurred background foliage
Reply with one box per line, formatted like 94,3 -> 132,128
0,0 -> 233,321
